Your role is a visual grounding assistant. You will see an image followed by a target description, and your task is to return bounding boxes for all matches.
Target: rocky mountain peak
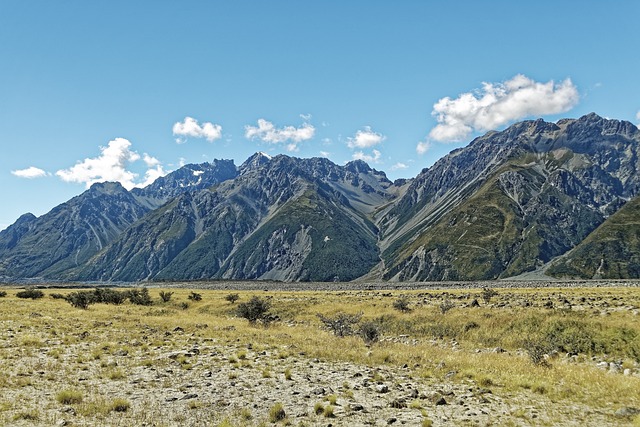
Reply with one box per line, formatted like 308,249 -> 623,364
239,152 -> 273,174
88,181 -> 128,196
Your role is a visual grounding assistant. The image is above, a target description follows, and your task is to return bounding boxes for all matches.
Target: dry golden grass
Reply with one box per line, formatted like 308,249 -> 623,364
0,285 -> 638,425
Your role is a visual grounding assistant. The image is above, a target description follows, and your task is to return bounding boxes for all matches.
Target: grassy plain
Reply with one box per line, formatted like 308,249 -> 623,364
0,285 -> 639,426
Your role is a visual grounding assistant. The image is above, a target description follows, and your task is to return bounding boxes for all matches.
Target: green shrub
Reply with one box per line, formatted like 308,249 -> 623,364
393,296 -> 411,312
317,312 -> 362,337
187,292 -> 202,301
225,293 -> 240,304
127,288 -> 153,306
16,289 -> 44,299
159,291 -> 174,303
0,290 -> 7,298
237,296 -> 270,324
360,321 -> 381,345
66,291 -> 95,309
93,288 -> 127,305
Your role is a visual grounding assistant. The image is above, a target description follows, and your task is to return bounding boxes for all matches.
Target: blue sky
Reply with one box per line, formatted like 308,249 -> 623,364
1,1 -> 639,230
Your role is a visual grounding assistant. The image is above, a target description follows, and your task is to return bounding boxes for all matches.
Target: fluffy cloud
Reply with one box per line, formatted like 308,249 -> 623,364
347,126 -> 385,149
429,74 -> 579,142
245,119 -> 315,151
416,140 -> 432,155
11,166 -> 48,179
352,149 -> 381,164
55,138 -> 167,190
173,117 -> 223,143
138,165 -> 167,188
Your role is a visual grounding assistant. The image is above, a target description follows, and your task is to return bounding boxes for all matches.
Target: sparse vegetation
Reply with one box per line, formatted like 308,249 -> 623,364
0,285 -> 638,426
0,291 -> 6,298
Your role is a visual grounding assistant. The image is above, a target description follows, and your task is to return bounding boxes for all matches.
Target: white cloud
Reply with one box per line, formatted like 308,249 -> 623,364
300,113 -> 312,121
138,165 -> 167,188
55,138 -> 168,190
173,117 -> 223,143
352,149 -> 381,164
391,162 -> 409,171
319,151 -> 330,158
416,140 -> 432,155
11,166 -> 48,179
636,110 -> 640,127
245,118 -> 315,151
429,74 -> 580,142
347,126 -> 385,149
143,154 -> 161,167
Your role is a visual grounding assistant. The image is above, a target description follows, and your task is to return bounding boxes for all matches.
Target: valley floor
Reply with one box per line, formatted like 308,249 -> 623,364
0,284 -> 639,426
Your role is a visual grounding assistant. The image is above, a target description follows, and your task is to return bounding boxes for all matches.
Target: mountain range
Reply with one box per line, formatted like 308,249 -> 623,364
2,113 -> 640,282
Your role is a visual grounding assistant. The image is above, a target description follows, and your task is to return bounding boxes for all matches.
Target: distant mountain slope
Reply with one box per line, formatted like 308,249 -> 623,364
547,195 -> 640,279
69,154 -> 396,282
0,182 -> 149,278
379,113 -> 640,280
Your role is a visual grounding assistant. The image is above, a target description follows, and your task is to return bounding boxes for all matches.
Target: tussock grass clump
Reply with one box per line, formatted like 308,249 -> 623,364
56,389 -> 83,405
268,402 -> 286,422
110,398 -> 130,412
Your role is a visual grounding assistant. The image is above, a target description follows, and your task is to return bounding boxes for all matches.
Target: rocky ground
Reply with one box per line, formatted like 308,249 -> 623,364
2,330 -> 630,427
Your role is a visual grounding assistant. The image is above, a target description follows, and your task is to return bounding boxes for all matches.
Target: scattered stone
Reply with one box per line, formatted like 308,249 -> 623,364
181,393 -> 198,400
376,384 -> 389,393
351,404 -> 365,412
387,417 -> 397,424
615,407 -> 640,417
390,398 -> 407,409
312,387 -> 326,395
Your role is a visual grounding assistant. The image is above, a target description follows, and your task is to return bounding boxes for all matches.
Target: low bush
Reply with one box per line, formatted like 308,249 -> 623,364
393,296 -> 411,312
225,293 -> 240,304
127,288 -> 153,306
159,291 -> 174,303
187,292 -> 202,301
16,289 -> 44,299
0,290 -> 6,298
237,296 -> 271,324
317,312 -> 362,337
